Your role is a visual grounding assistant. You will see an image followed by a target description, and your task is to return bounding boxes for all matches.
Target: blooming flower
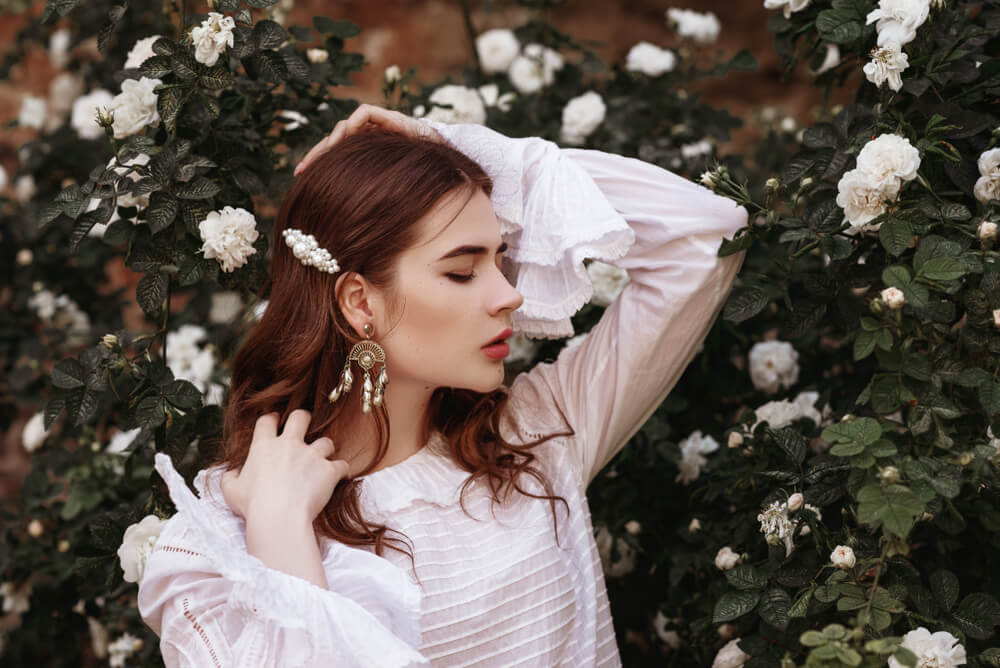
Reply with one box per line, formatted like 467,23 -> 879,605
108,632 -> 144,668
727,431 -> 744,448
117,515 -> 168,583
979,220 -> 998,242
198,205 -> 259,272
881,286 -> 906,309
507,43 -> 564,94
712,638 -> 749,668
864,45 -> 909,91
109,77 -> 161,138
830,545 -> 856,569
424,84 -> 487,125
787,492 -> 804,511
559,91 -> 606,146
384,65 -> 401,84
625,41 -> 677,76
476,28 -> 520,75
836,168 -> 899,232
190,12 -> 236,66
0,579 -> 32,614
676,430 -> 720,484
757,500 -> 795,555
856,133 -> 921,189
752,391 -> 826,431
477,83 -> 516,112
70,89 -> 114,140
166,324 -> 216,393
666,8 -> 721,44
748,340 -> 799,394
974,148 -> 1000,204
15,175 -> 37,205
106,428 -> 141,455
28,289 -> 91,345
813,43 -> 841,75
124,35 -> 162,69
887,627 -> 966,668
306,47 -> 329,63
594,525 -> 636,578
714,546 -> 741,570
209,290 -> 244,324
18,95 -> 46,130
866,0 -> 932,48
22,412 -> 48,452
277,109 -> 308,131
763,0 -> 811,19
49,28 -> 71,68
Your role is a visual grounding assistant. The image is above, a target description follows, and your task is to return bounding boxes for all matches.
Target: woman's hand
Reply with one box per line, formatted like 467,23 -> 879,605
293,103 -> 445,176
220,409 -> 348,525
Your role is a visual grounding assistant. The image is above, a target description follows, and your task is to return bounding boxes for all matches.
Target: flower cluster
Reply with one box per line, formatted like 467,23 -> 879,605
835,133 -> 921,232
108,77 -> 161,138
28,287 -> 91,346
165,324 -> 216,396
757,495 -> 821,556
862,0 -> 931,91
974,148 -> 1000,204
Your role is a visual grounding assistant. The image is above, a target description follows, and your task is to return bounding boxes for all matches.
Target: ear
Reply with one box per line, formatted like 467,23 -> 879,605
335,271 -> 384,337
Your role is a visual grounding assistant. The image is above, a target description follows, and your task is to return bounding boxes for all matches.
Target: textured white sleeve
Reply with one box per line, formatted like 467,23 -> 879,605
138,454 -> 428,668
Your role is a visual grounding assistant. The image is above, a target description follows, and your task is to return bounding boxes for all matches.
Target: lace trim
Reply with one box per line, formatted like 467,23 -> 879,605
183,597 -> 222,668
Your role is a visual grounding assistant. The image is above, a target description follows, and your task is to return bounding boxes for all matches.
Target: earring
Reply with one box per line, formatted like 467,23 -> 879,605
328,322 -> 389,414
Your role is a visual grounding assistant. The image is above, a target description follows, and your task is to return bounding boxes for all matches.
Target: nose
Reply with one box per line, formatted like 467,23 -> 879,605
490,264 -> 523,315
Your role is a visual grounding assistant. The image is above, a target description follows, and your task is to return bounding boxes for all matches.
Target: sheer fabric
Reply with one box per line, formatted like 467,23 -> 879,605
138,123 -> 748,667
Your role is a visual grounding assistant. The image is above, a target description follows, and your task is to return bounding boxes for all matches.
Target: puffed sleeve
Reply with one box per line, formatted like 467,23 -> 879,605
138,453 -> 428,668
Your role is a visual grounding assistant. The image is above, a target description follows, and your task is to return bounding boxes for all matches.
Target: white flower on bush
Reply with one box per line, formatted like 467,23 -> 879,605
763,0 -> 811,19
587,261 -> 630,306
988,426 -> 1000,453
712,638 -> 749,668
887,627 -> 966,668
594,525 -> 636,578
15,175 -> 37,205
787,492 -> 804,511
307,48 -> 329,63
88,616 -> 109,659
653,611 -> 682,649
18,95 -> 46,130
190,12 -> 235,66
86,153 -> 153,237
979,220 -> 998,242
813,43 -> 841,75
166,324 -> 216,392
973,148 -> 1000,204
836,168 -> 899,231
70,89 -> 114,140
666,8 -> 721,44
508,43 -> 564,94
49,28 -> 71,68
384,65 -> 401,84
752,390 -> 826,431
864,45 -> 909,92
423,84 -> 487,125
117,514 -> 168,583
714,546 -> 741,571
22,412 -> 49,453
681,139 -> 713,162
675,430 -> 720,484
106,427 -> 141,455
209,290 -> 244,324
476,28 -> 520,75
858,133 -> 921,188
108,77 -> 161,138
758,500 -> 796,556
626,41 -> 677,76
198,205 -> 259,272
108,632 -> 144,668
830,545 -> 856,569
748,340 -> 799,394
277,109 -> 309,131
881,286 -> 906,310
124,35 -> 162,69
559,90 -> 606,146
506,333 -> 541,365
28,289 -> 91,345
866,0 -> 931,48
477,83 -> 516,112
1,579 -> 32,614
48,72 -> 85,130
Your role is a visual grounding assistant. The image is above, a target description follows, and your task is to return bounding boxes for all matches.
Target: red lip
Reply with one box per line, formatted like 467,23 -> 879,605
483,327 -> 513,347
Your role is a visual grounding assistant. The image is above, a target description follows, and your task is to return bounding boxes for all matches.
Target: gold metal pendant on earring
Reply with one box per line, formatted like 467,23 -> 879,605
328,324 -> 389,412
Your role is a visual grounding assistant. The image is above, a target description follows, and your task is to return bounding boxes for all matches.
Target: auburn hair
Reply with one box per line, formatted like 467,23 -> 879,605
216,129 -> 572,559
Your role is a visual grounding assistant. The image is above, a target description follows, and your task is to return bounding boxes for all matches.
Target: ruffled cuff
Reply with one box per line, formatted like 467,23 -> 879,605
418,118 -> 636,339
153,453 -> 427,668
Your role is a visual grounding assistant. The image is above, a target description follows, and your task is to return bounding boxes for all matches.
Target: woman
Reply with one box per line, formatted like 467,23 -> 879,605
138,104 -> 748,666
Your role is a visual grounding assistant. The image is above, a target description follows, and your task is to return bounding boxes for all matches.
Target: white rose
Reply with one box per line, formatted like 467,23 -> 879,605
979,220 -> 998,241
70,89 -> 114,140
752,391 -> 822,431
109,77 -> 161,138
508,43 -> 564,94
681,139 -> 713,160
712,637 -> 749,668
666,8 -> 721,44
209,290 -> 244,324
47,72 -> 85,131
887,627 -> 966,668
727,431 -> 744,448
198,205 -> 259,272
881,286 -> 906,309
973,148 -> 1000,204
864,45 -> 909,92
625,41 -> 677,76
866,0 -> 932,48
586,261 -> 629,306
653,611 -> 682,648
424,84 -> 487,125
108,632 -> 144,668
106,427 -> 141,455
124,35 -> 162,69
675,430 -> 720,484
384,64 -> 401,84
836,168 -> 900,232
830,545 -> 856,569
15,175 -> 37,205
475,28 -> 520,75
117,514 -> 168,583
277,109 -> 308,131
748,340 -> 799,394
714,546 -> 741,570
558,89 -> 606,144
22,412 -> 49,453
688,518 -> 702,532
787,492 -> 804,511
763,0 -> 811,19
856,133 -> 921,188
813,43 -> 841,75
88,616 -> 109,659
307,48 -> 329,63
594,525 -> 636,578
190,12 -> 236,66
18,95 -> 47,130
0,579 -> 32,614
49,28 -> 71,68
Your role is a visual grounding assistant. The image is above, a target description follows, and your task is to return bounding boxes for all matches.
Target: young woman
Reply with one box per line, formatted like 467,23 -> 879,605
137,104 -> 748,667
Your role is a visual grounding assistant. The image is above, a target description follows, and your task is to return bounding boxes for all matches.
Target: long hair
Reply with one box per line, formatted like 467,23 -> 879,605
217,129 -> 571,559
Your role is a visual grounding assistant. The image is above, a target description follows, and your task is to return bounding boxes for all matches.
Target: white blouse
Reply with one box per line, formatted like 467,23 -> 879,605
138,127 -> 748,668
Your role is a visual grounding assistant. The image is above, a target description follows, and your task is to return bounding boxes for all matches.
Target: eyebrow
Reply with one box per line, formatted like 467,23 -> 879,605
436,241 -> 508,261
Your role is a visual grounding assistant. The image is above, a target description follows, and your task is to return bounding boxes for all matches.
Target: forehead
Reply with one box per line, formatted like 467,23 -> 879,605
410,187 -> 500,254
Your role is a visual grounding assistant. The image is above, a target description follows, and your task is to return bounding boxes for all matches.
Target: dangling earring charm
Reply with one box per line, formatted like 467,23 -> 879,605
328,322 -> 389,414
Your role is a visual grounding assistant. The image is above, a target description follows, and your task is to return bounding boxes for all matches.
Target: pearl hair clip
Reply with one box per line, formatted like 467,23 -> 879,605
282,228 -> 340,274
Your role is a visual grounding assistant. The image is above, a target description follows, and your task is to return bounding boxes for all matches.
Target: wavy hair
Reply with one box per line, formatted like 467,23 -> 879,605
216,129 -> 572,559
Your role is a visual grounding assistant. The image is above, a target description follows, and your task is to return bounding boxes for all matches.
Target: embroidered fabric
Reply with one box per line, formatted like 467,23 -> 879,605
418,118 -> 636,339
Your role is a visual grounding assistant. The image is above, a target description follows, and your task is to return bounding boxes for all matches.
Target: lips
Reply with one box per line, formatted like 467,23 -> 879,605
484,327 -> 513,347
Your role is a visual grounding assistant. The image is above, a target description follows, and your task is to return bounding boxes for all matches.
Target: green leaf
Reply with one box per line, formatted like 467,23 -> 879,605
822,417 -> 881,451
816,9 -> 862,43
789,587 -> 814,618
253,50 -> 288,81
246,0 -> 279,6
171,51 -> 200,80
146,191 -> 179,233
199,64 -> 233,90
758,587 -> 792,630
136,272 -> 168,318
724,287 -> 769,323
163,380 -> 203,410
918,256 -> 966,281
978,378 -> 1000,415
136,395 -> 167,429
253,20 -> 287,49
152,37 -> 176,56
52,359 -> 85,389
882,265 -> 912,288
713,590 -> 760,623
879,219 -> 912,257
725,564 -> 766,591
856,483 -> 924,537
141,55 -> 172,78
854,330 -> 877,361
952,593 -> 1000,639
771,427 -> 807,464
43,396 -> 66,429
175,177 -> 221,200
157,85 -> 187,134
177,256 -> 208,286
236,8 -> 253,24
930,570 -> 959,612
940,203 -> 971,221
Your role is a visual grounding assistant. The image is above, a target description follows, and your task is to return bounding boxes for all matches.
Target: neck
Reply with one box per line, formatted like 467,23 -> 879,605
329,372 -> 436,477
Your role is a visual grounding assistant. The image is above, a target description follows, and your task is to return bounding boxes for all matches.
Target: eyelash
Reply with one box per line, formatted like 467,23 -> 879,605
446,272 -> 476,283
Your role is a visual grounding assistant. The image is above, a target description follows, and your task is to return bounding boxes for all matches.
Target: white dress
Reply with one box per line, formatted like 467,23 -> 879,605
138,123 -> 749,667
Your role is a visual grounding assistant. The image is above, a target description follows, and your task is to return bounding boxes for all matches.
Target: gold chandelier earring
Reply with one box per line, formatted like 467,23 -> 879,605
328,322 -> 389,413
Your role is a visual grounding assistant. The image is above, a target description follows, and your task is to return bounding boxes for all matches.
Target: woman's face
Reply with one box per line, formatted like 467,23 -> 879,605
377,187 -> 524,393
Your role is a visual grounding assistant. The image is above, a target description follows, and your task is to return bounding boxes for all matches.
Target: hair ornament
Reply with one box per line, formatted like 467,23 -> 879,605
282,228 -> 340,274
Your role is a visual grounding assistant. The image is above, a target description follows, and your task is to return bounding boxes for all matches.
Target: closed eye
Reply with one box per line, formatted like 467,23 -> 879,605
446,272 -> 476,283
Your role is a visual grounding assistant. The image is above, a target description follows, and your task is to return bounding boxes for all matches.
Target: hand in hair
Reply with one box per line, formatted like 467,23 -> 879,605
294,103 -> 445,176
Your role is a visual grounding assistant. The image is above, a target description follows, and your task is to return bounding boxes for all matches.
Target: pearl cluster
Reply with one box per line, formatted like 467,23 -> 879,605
281,228 -> 340,274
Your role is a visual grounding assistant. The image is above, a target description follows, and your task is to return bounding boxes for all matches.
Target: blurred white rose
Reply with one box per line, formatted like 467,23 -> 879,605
714,546 -> 741,570
888,627 -> 965,668
508,43 -> 564,94
666,8 -> 721,44
974,148 -> 1000,204
476,28 -> 520,75
763,0 -> 811,19
748,340 -> 799,394
559,90 -> 606,145
277,109 -> 309,131
49,28 -> 72,68
712,638 -> 749,668
15,175 -> 37,205
167,324 -> 216,392
787,492 -> 804,511
676,430 -> 719,484
866,0 -> 931,48
198,206 -> 259,272
307,48 -> 329,63
108,632 -> 144,668
830,545 -> 856,569
681,139 -> 712,160
813,43 -> 841,74
106,427 -> 141,455
594,525 -> 636,578
424,85 -> 487,124
978,220 -> 997,242
190,12 -> 235,66
117,515 -> 168,583
625,41 -> 676,76
124,35 -> 162,69
1,579 -> 32,614
88,616 -> 109,659
22,412 -> 49,453
210,290 -> 244,324
993,309 -> 1000,329
70,89 -> 114,140
18,95 -> 47,129
752,390 -> 823,431
477,83 -> 516,112
384,65 -> 401,84
653,610 -> 682,648
864,45 -> 909,91
109,77 -> 161,138
505,333 -> 541,365
47,72 -> 85,131
587,261 -> 629,306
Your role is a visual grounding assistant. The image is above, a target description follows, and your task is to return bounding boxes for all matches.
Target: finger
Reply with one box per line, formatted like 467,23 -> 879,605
281,408 -> 312,441
252,412 -> 279,443
327,458 -> 351,481
309,436 -> 335,459
295,134 -> 335,175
